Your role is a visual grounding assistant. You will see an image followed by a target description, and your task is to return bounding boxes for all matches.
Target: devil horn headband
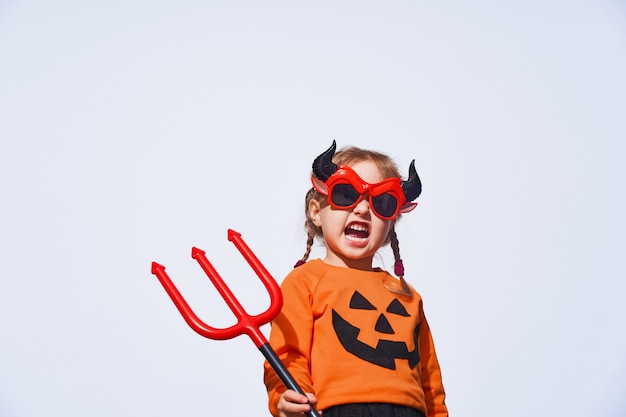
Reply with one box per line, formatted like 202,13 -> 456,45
402,160 -> 422,201
311,141 -> 422,202
312,140 -> 338,181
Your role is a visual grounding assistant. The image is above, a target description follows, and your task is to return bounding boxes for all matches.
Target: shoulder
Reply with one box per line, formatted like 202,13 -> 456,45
281,259 -> 329,291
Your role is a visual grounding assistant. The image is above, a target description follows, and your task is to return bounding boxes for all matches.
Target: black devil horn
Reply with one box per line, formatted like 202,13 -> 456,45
402,160 -> 422,201
312,140 -> 338,181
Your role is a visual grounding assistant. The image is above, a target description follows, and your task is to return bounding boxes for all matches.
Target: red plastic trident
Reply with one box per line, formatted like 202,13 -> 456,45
151,229 -> 320,417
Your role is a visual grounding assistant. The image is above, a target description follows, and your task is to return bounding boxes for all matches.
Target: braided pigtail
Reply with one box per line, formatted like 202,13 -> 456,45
294,231 -> 315,268
384,225 -> 414,300
295,187 -> 324,268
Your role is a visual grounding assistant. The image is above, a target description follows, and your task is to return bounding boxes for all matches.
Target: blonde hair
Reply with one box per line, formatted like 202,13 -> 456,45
298,146 -> 413,299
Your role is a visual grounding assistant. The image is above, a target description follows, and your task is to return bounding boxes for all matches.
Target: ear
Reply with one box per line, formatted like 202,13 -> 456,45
308,198 -> 322,227
400,202 -> 418,214
311,177 -> 329,195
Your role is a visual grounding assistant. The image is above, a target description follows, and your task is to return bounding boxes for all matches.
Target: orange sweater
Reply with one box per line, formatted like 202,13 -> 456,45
264,260 -> 447,417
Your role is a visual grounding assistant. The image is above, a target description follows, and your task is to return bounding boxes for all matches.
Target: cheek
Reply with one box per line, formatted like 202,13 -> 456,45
370,219 -> 392,243
319,206 -> 348,230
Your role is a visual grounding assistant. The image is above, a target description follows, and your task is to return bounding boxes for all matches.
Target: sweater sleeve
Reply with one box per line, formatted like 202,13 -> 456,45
263,273 -> 316,417
418,304 -> 448,417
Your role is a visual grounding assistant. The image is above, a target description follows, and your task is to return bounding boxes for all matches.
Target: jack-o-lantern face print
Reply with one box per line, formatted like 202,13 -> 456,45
332,290 -> 420,370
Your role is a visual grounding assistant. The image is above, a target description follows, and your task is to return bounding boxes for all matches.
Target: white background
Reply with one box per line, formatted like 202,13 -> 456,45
1,1 -> 625,416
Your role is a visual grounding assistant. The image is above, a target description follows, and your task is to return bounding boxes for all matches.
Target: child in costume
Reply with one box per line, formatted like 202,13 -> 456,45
264,141 -> 448,417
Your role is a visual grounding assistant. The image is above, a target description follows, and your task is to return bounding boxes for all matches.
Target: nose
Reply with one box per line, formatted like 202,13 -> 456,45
352,195 -> 371,217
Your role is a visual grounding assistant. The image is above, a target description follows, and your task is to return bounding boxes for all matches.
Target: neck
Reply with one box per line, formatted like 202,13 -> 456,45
323,251 -> 374,271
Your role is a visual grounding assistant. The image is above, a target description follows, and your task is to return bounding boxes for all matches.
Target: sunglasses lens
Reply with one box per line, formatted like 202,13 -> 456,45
331,183 -> 360,207
372,193 -> 398,218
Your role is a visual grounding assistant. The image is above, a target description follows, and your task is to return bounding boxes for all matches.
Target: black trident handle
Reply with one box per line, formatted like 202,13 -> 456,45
260,343 -> 322,417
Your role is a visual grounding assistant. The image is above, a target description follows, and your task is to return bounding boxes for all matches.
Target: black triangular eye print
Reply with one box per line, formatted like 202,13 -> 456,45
349,291 -> 376,310
386,298 -> 410,317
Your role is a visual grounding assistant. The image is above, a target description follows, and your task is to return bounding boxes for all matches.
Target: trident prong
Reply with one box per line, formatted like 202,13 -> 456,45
151,229 -> 320,417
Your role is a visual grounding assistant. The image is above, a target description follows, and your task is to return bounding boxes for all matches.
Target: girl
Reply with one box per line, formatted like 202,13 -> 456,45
264,141 -> 448,417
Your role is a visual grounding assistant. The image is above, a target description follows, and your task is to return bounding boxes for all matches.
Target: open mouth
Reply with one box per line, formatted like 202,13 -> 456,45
344,222 -> 370,245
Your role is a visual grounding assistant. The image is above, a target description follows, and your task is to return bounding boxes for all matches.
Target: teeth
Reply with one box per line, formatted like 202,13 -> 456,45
347,224 -> 368,232
345,223 -> 369,245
